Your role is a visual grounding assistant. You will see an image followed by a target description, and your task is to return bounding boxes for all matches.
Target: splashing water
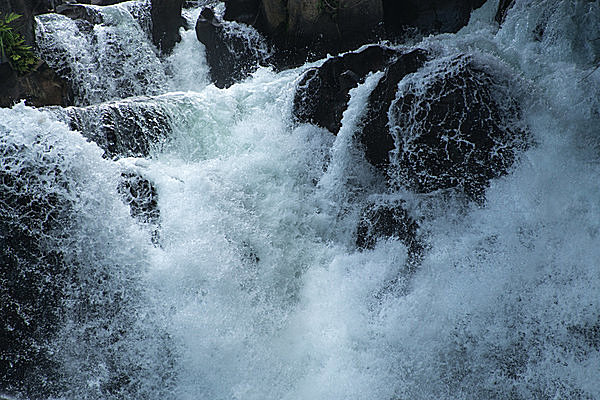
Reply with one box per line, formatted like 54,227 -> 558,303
1,0 -> 600,398
36,1 -> 166,105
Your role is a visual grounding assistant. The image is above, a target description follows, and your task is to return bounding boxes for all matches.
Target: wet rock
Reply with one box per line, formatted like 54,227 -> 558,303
0,140 -> 71,398
284,0 -> 383,63
56,2 -> 103,24
57,99 -> 172,158
357,48 -> 429,169
385,54 -> 529,200
495,0 -> 515,25
151,0 -> 185,54
118,172 -> 161,243
382,0 -> 486,37
292,45 -> 412,134
195,7 -> 263,88
0,123 -> 175,399
0,61 -> 73,108
223,0 -> 485,69
356,200 -> 423,265
118,172 -> 160,226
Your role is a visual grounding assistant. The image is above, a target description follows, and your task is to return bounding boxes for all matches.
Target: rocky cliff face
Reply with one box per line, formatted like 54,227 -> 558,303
220,0 -> 486,68
0,61 -> 72,107
222,0 -> 383,67
151,0 -> 185,54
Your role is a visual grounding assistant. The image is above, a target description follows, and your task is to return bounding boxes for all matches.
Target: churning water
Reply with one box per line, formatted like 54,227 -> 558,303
1,0 -> 600,398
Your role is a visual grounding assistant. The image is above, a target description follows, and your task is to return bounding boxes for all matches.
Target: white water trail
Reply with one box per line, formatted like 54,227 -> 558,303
36,1 -> 166,105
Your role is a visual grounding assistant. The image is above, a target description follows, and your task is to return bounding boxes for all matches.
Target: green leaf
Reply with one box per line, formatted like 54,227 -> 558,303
0,12 -> 39,74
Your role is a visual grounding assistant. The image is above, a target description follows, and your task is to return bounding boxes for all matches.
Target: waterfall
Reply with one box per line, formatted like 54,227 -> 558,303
1,0 -> 600,398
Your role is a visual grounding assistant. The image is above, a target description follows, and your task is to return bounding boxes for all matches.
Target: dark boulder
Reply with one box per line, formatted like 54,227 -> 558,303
283,0 -> 383,64
151,0 -> 185,54
195,7 -> 264,88
56,99 -> 172,158
292,45 -> 416,134
382,0 -> 486,37
382,54 -> 529,200
357,48 -> 429,170
356,200 -> 423,266
118,172 -> 160,226
0,61 -> 72,108
90,0 -> 129,5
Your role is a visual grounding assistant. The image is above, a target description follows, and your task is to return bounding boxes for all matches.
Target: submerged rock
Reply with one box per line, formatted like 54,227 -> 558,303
0,140 -> 70,398
118,172 -> 160,226
118,171 -> 161,244
56,98 -> 172,158
0,110 -> 175,399
356,200 -> 423,266
357,52 -> 528,201
0,61 -> 73,108
56,2 -> 103,24
385,54 -> 529,200
292,45 -> 415,134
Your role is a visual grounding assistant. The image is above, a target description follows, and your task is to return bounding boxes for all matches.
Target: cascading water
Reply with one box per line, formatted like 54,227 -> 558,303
1,0 -> 600,399
35,0 -> 166,105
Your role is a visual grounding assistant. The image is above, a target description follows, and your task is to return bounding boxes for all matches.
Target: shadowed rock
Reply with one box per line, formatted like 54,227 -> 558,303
222,0 -> 384,68
195,7 -> 265,88
151,0 -> 185,54
222,0 -> 485,69
356,200 -> 424,266
0,0 -> 38,46
382,0 -> 486,37
56,2 -> 102,24
358,48 -> 429,169
292,45 -> 417,134
0,61 -> 72,108
495,0 -> 515,25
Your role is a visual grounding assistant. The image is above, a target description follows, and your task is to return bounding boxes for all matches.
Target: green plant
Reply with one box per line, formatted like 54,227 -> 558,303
0,12 -> 38,74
